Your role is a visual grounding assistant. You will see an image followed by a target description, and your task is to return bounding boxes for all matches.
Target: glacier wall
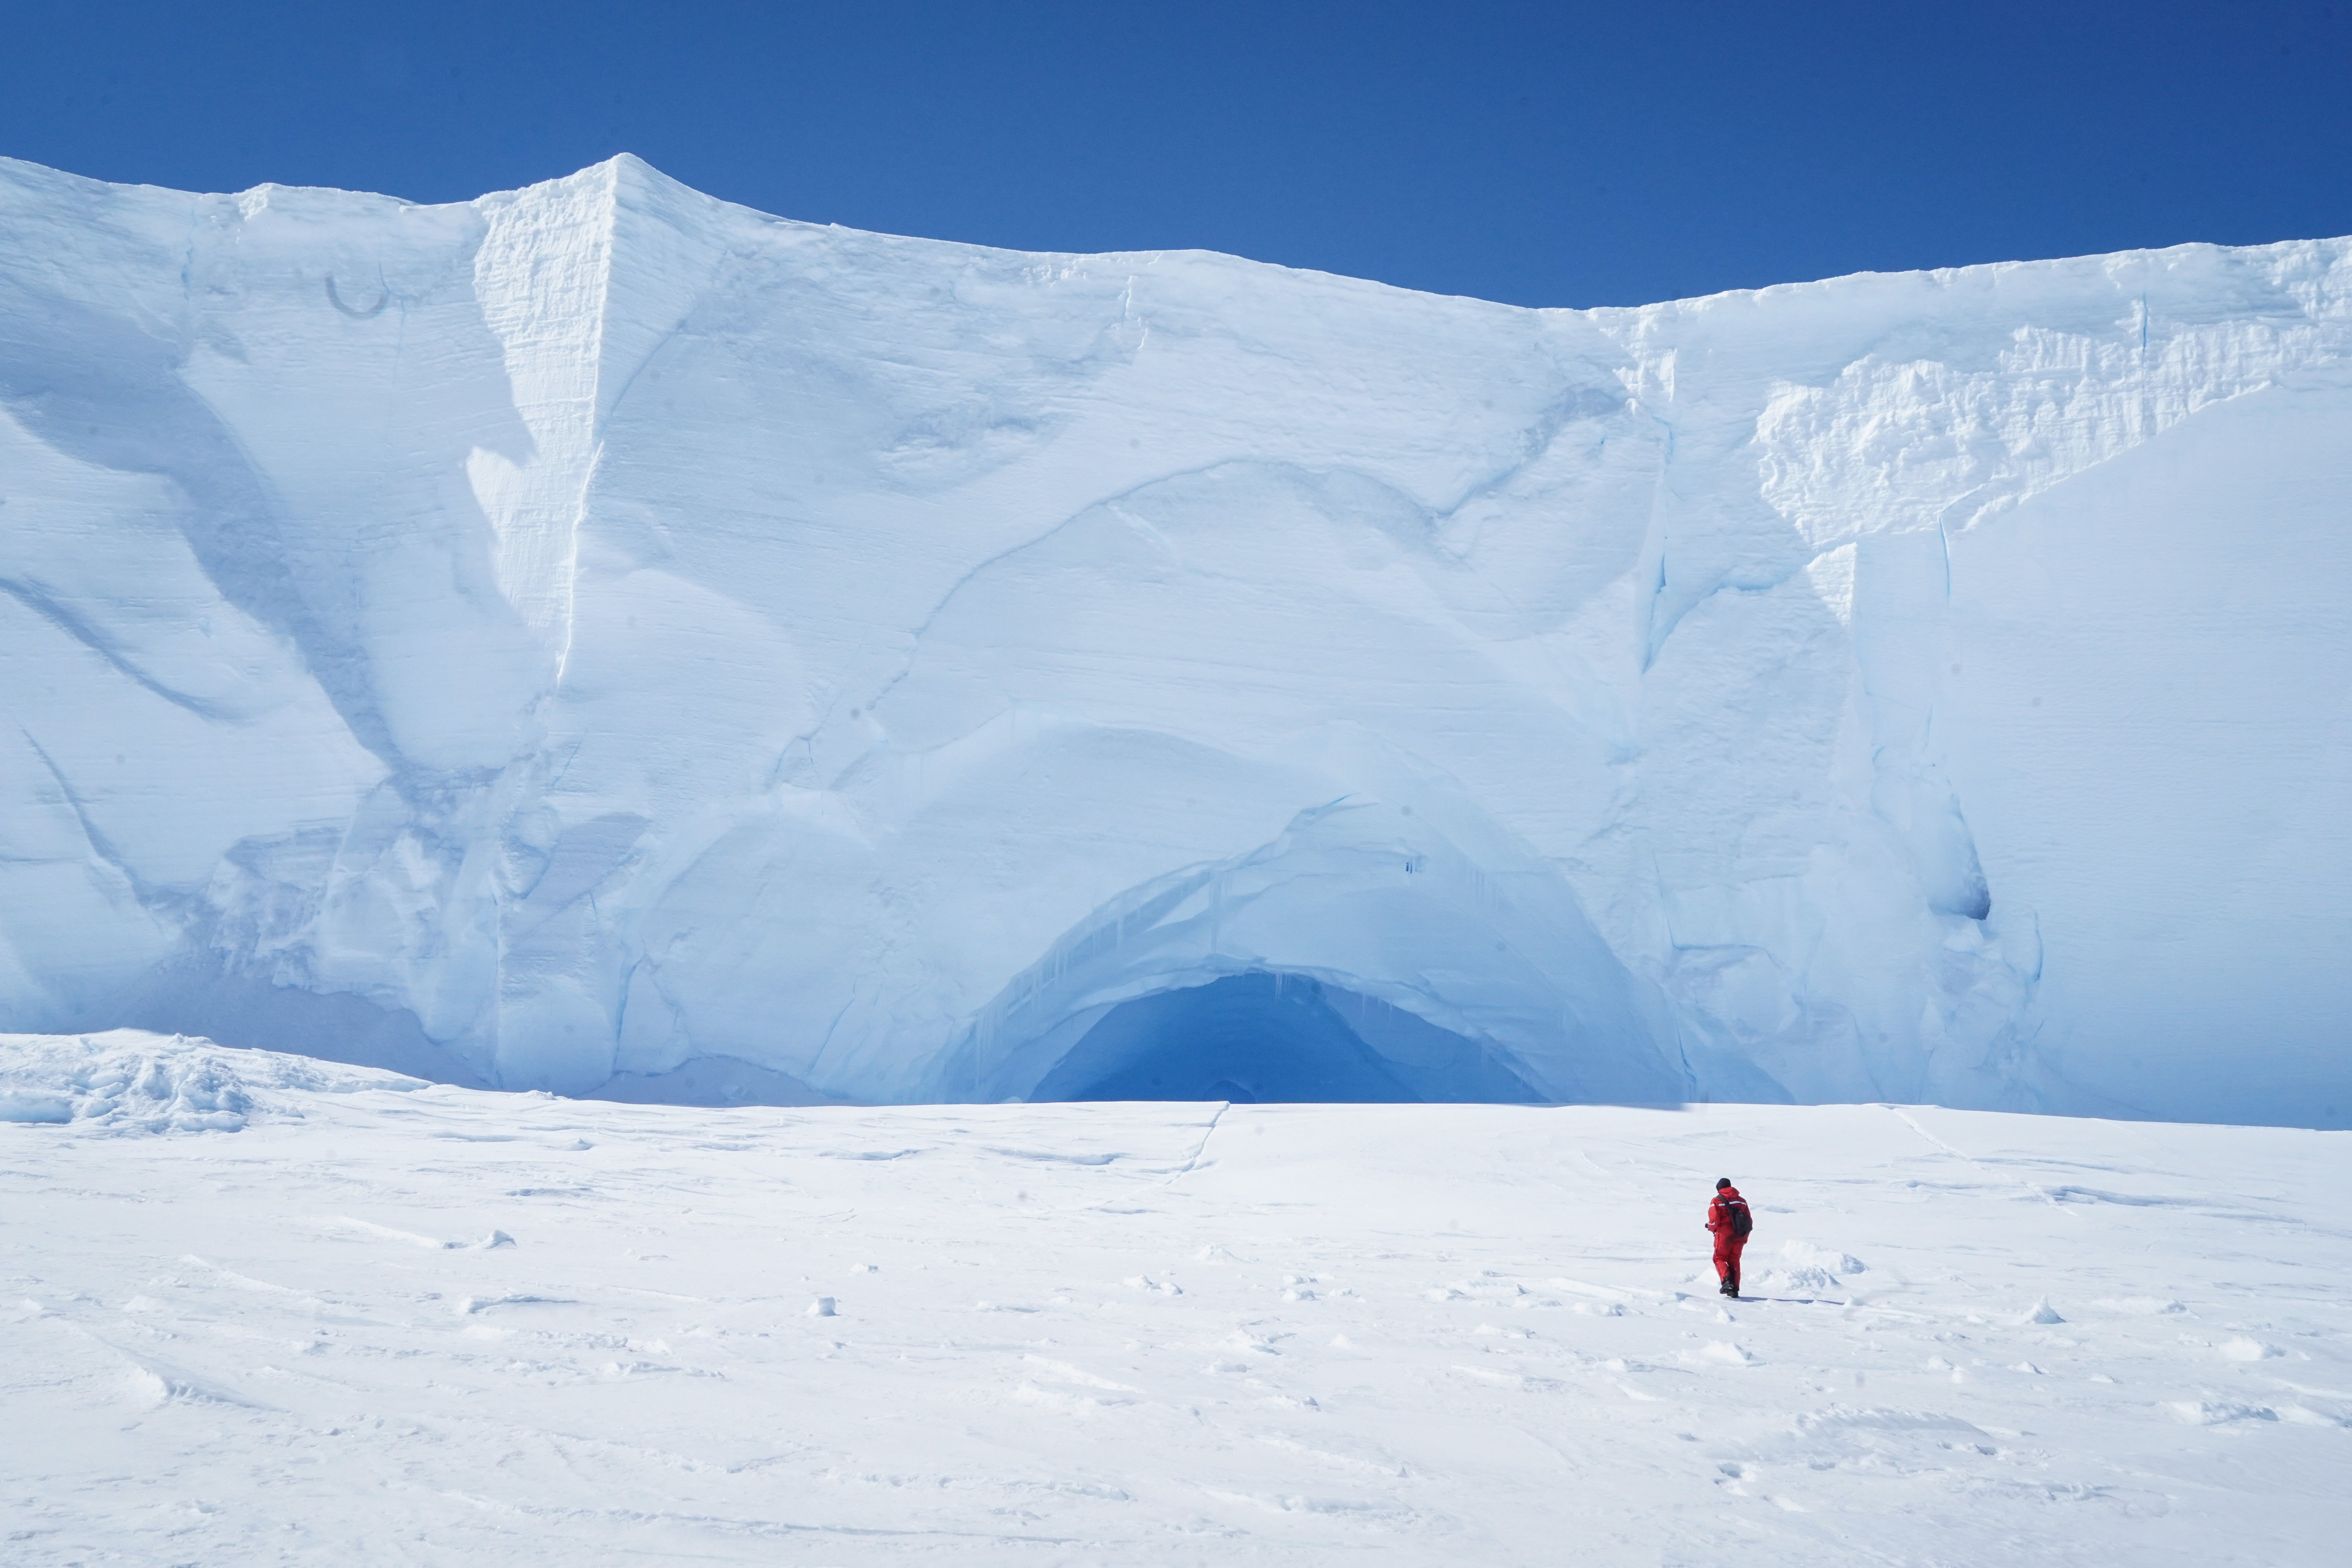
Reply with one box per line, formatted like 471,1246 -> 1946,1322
2,153 -> 2347,1123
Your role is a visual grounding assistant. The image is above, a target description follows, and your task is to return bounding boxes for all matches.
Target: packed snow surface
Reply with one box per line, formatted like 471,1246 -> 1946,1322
2,1033 -> 2345,1564
2,153 -> 2349,1120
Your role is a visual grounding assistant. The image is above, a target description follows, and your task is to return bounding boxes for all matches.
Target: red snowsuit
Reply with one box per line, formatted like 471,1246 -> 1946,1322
1706,1185 -> 1750,1294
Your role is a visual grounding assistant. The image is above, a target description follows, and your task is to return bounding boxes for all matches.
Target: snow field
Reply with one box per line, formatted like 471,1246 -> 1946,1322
2,1036 -> 2345,1564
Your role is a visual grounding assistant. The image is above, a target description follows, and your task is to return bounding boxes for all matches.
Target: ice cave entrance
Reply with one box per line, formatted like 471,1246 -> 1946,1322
1027,972 -> 1544,1104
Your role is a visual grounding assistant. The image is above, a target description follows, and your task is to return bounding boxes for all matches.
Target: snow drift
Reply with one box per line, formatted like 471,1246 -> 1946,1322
1,154 -> 2346,1123
0,1028 -> 422,1133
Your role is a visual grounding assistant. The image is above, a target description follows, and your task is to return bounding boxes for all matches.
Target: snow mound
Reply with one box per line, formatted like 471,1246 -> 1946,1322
1781,1240 -> 1866,1275
1753,1241 -> 1866,1294
0,1031 -> 425,1134
2218,1336 -> 2282,1362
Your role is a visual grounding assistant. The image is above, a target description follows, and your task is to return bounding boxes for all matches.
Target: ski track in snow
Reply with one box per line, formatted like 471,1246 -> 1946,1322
1,1043 -> 2345,1564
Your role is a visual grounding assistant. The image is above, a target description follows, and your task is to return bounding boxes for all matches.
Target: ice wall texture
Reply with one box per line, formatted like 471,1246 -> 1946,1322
3,154 -> 2348,1123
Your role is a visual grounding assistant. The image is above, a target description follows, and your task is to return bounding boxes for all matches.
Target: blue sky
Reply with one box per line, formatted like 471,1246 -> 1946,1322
4,0 -> 2346,307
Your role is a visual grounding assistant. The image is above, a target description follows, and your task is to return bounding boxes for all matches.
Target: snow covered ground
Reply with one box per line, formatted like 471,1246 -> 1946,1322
4,1033 -> 2344,1564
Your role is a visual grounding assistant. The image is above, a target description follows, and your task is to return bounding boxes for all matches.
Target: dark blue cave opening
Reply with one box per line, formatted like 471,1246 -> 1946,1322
1027,971 -> 1544,1104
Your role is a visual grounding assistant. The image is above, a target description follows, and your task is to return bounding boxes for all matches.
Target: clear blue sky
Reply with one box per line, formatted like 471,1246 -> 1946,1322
4,0 -> 2347,307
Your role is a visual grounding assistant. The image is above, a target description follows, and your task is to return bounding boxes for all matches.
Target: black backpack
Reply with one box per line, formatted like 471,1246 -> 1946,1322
1726,1196 -> 1752,1238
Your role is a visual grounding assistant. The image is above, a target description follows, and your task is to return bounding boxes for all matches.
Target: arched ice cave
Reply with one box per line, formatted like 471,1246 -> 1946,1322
913,793 -> 1688,1109
1027,971 -> 1544,1104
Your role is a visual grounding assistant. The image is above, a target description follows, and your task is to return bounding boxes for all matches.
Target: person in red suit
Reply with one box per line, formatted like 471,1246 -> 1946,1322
1706,1178 -> 1751,1297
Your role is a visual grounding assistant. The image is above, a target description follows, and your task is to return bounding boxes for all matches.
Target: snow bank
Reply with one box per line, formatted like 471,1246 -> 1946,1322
1,152 -> 2347,1121
0,1030 -> 423,1133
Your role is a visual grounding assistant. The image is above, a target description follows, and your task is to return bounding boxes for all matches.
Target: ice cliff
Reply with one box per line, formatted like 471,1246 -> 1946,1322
2,154 -> 2347,1123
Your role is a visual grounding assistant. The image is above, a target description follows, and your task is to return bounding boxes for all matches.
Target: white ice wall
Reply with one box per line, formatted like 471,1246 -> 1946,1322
2,153 -> 2346,1122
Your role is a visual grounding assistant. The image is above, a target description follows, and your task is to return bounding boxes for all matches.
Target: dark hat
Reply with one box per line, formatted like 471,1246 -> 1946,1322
1715,1178 -> 1732,1189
